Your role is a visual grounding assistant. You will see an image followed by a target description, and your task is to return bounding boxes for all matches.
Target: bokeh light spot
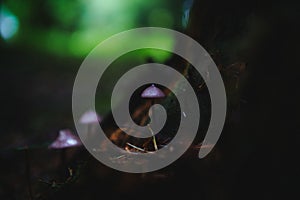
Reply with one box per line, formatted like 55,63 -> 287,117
0,8 -> 19,40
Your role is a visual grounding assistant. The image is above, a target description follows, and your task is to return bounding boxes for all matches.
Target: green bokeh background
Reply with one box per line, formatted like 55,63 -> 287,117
1,0 -> 186,59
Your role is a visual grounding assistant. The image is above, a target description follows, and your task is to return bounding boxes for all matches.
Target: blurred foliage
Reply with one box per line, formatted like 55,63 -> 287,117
1,0 -> 186,61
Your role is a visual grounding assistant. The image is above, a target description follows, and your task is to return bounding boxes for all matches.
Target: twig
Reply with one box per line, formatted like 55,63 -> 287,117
126,142 -> 146,152
111,155 -> 126,160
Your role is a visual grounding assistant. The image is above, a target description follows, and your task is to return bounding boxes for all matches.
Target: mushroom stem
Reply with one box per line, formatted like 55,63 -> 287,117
148,125 -> 158,151
24,147 -> 33,200
60,148 -> 67,177
86,125 -> 90,141
151,99 -> 155,124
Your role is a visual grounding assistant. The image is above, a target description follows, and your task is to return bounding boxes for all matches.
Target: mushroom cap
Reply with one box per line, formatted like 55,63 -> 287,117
79,110 -> 101,124
141,84 -> 165,98
49,129 -> 82,149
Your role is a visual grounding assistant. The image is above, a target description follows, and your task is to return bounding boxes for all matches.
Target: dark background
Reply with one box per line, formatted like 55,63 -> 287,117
1,0 -> 299,199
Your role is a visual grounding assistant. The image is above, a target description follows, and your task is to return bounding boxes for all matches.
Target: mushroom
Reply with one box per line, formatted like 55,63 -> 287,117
79,110 -> 101,124
141,84 -> 166,150
49,129 -> 82,149
141,84 -> 166,99
49,129 -> 82,172
79,110 -> 102,141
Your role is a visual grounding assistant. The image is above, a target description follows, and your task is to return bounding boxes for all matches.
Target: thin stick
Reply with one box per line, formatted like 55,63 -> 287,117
111,155 -> 126,160
126,142 -> 146,152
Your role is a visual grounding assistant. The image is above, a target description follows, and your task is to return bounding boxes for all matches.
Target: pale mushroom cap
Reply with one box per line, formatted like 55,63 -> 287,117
49,129 -> 82,149
79,110 -> 101,124
141,84 -> 165,98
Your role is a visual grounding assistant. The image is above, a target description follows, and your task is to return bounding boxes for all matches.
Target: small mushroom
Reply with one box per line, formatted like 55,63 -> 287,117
79,110 -> 102,141
49,129 -> 82,174
141,84 -> 166,151
49,129 -> 82,149
79,110 -> 101,124
141,84 -> 165,98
